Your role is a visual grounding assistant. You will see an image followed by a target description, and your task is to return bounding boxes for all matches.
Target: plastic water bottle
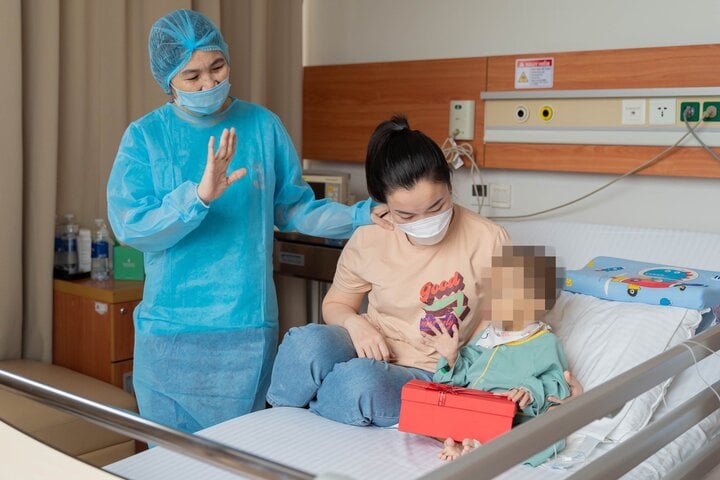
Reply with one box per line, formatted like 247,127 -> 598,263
78,228 -> 92,273
54,214 -> 63,271
91,218 -> 110,281
56,214 -> 79,275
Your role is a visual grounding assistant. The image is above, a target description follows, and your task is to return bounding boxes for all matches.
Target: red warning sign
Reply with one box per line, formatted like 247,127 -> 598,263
515,57 -> 554,89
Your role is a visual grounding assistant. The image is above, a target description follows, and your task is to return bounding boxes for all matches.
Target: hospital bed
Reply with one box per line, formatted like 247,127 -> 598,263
2,220 -> 719,479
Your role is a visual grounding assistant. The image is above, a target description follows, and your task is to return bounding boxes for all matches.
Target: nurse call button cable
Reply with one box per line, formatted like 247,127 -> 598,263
442,131 -> 485,214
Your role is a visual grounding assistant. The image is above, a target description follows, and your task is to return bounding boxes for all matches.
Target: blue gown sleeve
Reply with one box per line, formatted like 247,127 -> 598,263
515,376 -> 548,416
107,124 -> 209,253
432,345 -> 483,387
517,334 -> 571,416
270,116 -> 373,239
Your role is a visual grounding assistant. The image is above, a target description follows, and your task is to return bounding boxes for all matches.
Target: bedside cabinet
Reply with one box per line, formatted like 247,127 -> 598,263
53,278 -> 143,391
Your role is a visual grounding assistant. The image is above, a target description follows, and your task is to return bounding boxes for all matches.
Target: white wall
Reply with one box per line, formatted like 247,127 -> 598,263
304,0 -> 720,233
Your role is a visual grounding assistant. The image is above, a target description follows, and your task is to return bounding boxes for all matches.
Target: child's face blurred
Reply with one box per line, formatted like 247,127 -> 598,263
490,264 -> 550,331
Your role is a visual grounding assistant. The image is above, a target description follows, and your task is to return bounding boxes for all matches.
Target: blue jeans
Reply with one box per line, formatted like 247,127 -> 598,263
266,324 -> 433,427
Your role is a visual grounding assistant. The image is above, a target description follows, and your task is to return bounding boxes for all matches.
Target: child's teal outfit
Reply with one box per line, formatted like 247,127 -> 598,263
432,326 -> 570,466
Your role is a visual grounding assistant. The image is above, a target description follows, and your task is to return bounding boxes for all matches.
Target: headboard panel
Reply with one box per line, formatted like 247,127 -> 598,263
303,58 -> 487,163
485,44 -> 720,178
304,43 -> 720,178
501,220 -> 720,271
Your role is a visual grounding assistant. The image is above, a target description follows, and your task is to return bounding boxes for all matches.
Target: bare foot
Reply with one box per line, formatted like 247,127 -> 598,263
438,438 -> 464,461
461,438 -> 481,455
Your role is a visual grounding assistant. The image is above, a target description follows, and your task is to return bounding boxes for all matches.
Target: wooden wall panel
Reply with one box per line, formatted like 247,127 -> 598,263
484,144 -> 720,177
485,43 -> 720,178
487,44 -> 720,91
303,58 -> 487,163
303,44 -> 720,178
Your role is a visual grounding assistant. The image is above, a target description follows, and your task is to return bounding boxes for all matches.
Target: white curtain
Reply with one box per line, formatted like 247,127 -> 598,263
0,0 -> 303,361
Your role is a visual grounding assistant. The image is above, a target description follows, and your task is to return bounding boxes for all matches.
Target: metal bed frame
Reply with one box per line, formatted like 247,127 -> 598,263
1,323 -> 719,480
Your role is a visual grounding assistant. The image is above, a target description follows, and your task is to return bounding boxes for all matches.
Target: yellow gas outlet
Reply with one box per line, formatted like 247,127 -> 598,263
540,105 -> 554,121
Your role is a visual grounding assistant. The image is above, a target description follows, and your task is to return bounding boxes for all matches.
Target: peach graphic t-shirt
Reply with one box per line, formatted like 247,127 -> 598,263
332,204 -> 510,372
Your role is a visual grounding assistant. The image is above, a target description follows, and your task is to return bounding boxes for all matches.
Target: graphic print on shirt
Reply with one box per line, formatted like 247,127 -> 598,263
418,271 -> 469,335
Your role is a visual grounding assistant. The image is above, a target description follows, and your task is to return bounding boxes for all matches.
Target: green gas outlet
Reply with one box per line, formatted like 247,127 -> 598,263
680,102 -> 700,122
702,101 -> 720,122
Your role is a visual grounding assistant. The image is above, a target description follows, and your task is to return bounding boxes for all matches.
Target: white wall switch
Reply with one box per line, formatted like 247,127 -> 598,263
489,183 -> 511,209
449,100 -> 475,140
621,99 -> 646,125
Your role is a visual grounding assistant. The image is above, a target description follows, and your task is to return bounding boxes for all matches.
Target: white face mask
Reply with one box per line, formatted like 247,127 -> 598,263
395,207 -> 453,246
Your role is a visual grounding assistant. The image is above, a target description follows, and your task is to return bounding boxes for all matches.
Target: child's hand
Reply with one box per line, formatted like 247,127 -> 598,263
421,321 -> 459,366
547,370 -> 583,410
495,387 -> 533,409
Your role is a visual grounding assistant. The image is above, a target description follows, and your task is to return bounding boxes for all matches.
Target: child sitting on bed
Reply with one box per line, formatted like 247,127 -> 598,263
421,245 -> 571,465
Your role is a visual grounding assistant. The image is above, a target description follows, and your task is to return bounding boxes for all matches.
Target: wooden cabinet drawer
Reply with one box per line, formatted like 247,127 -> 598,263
53,279 -> 142,389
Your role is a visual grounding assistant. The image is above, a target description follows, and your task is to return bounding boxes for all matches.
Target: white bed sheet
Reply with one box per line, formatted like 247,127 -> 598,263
107,221 -> 720,479
107,405 -> 719,480
106,407 -> 599,480
106,407 -> 445,480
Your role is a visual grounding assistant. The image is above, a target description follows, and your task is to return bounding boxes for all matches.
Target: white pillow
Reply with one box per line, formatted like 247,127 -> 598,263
544,291 -> 701,442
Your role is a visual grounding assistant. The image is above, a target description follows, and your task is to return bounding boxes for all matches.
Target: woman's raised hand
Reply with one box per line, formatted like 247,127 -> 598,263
344,315 -> 394,362
197,127 -> 246,204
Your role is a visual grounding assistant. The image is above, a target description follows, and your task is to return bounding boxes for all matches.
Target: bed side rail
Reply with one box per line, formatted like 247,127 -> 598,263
665,428 -> 720,480
420,324 -> 720,480
0,370 -> 313,480
568,379 -> 719,479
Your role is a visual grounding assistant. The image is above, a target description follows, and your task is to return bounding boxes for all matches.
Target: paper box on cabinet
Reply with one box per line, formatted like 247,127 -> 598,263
398,380 -> 516,443
113,245 -> 144,281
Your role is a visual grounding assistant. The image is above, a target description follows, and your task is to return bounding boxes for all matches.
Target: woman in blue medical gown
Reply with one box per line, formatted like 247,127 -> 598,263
107,9 -> 382,433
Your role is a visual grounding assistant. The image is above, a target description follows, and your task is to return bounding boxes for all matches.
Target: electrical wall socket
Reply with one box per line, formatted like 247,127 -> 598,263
621,99 -> 646,125
449,100 -> 475,140
648,98 -> 676,125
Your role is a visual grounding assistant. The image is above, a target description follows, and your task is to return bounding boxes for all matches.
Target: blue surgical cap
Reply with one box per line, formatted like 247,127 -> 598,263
148,9 -> 230,94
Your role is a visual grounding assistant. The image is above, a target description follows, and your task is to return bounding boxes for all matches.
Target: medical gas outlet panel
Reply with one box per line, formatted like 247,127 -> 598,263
482,88 -> 720,147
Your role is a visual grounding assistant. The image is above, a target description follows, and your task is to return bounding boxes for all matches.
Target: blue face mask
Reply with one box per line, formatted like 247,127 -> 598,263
173,79 -> 231,115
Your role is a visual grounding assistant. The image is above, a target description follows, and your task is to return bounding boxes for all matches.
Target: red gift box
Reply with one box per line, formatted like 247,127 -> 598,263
398,379 -> 516,443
